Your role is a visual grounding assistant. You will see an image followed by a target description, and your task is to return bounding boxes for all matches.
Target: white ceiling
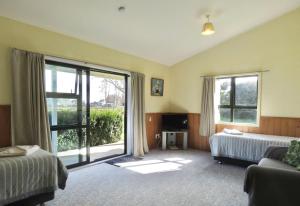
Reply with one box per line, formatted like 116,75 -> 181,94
0,0 -> 300,66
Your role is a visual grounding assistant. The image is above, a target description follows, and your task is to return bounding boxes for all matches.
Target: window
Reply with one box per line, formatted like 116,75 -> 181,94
215,74 -> 260,125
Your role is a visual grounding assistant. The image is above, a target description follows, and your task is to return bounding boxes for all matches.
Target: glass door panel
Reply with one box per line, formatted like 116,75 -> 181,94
53,128 -> 87,166
47,98 -> 79,126
89,71 -> 126,161
45,65 -> 78,94
45,61 -> 88,167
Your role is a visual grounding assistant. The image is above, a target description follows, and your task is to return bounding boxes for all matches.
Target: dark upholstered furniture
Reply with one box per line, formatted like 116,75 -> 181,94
244,146 -> 300,206
6,192 -> 54,206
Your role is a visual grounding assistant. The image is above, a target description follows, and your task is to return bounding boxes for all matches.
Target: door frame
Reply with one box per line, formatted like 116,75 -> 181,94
45,58 -> 130,168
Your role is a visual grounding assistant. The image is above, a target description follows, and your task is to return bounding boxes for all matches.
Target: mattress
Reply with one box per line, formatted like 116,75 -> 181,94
0,148 -> 68,205
209,132 -> 297,163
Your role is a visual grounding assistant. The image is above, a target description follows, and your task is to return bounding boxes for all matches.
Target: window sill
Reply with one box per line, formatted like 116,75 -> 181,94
216,121 -> 259,128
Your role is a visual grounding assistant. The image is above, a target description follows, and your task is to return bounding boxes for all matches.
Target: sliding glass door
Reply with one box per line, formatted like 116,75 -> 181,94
89,71 -> 126,162
45,60 -> 127,168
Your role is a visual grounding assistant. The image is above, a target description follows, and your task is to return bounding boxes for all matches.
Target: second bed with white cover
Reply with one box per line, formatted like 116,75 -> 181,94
210,132 -> 297,163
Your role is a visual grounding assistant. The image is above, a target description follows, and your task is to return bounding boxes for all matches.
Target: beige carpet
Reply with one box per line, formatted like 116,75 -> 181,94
47,150 -> 248,206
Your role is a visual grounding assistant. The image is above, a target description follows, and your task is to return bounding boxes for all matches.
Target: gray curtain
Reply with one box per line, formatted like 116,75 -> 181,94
131,72 -> 149,157
11,49 -> 52,152
199,77 -> 215,137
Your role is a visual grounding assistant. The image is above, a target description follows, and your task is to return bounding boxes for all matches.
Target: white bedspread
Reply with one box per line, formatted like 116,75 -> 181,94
210,132 -> 297,163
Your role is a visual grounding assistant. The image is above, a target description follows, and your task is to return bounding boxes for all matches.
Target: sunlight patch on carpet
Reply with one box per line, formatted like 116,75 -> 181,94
115,157 -> 193,174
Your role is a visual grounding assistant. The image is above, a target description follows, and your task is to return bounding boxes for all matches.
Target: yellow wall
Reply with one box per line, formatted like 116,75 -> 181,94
1,7 -> 300,117
0,17 -> 170,113
170,8 -> 300,118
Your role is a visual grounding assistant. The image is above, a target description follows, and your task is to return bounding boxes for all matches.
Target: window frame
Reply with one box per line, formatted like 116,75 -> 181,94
215,73 -> 261,126
45,59 -> 129,169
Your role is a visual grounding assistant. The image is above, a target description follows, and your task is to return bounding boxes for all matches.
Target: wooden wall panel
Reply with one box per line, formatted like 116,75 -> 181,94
216,116 -> 300,138
188,113 -> 210,151
0,105 -> 11,147
145,113 -> 162,149
146,113 -> 300,152
187,114 -> 195,148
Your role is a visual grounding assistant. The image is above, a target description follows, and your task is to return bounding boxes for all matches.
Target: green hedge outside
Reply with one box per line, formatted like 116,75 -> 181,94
90,109 -> 123,146
50,108 -> 124,152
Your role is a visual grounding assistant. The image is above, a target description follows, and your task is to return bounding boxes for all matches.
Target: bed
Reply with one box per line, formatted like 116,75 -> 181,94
0,148 -> 68,206
209,132 -> 298,163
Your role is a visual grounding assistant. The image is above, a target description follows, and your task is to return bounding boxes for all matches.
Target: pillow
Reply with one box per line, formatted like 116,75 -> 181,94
223,128 -> 243,135
283,140 -> 300,170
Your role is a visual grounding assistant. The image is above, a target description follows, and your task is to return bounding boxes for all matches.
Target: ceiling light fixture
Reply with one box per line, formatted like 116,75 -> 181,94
201,15 -> 215,36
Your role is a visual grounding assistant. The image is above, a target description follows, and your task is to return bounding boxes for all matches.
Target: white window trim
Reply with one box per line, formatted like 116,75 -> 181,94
214,72 -> 261,127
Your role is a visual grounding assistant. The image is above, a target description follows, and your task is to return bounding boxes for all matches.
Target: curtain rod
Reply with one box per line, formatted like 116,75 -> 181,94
12,47 -> 131,76
45,56 -> 131,77
200,70 -> 270,78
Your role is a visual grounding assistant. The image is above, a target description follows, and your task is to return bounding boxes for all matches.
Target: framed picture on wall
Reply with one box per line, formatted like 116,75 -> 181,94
151,78 -> 164,96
